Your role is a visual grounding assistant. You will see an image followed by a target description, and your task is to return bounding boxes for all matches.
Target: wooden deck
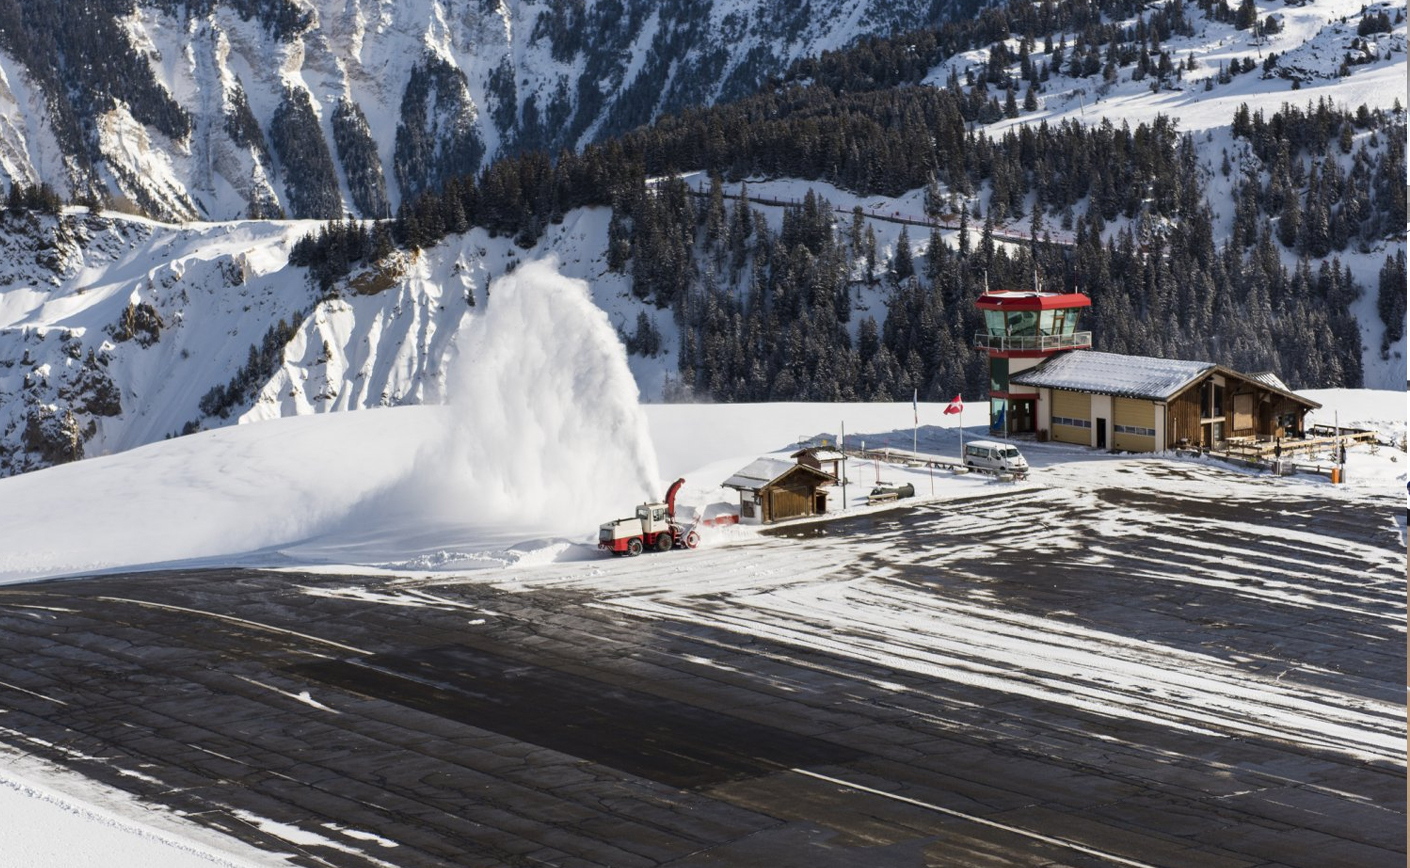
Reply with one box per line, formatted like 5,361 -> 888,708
1222,427 -> 1379,462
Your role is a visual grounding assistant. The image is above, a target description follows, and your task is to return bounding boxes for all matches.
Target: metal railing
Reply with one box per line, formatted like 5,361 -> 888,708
973,331 -> 1092,352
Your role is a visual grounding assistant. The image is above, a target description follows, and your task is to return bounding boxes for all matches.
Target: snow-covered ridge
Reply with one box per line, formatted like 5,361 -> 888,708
943,0 -> 1406,136
0,204 -> 674,477
0,0 -> 1401,227
0,0 -> 939,222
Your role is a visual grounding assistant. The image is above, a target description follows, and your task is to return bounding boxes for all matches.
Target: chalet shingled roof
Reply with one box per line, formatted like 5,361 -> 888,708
723,457 -> 836,491
1249,371 -> 1292,393
791,447 -> 847,462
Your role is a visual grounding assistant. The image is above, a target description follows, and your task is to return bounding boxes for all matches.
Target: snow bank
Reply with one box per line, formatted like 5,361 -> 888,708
0,750 -> 280,867
0,390 -> 1398,585
0,409 -> 424,582
1302,388 -> 1407,443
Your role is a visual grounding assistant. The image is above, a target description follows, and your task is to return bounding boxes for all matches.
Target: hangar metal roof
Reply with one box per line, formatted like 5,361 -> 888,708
1010,350 -> 1213,400
1011,351 -> 1320,409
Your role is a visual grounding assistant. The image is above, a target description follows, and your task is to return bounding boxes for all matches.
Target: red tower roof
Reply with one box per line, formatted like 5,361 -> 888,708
976,291 -> 1092,311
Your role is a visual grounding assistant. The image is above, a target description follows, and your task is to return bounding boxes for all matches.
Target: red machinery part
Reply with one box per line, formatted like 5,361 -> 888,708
663,477 -> 686,519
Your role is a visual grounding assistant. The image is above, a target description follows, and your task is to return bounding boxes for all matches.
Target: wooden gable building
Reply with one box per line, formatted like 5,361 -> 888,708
1010,350 -> 1320,451
723,458 -> 837,524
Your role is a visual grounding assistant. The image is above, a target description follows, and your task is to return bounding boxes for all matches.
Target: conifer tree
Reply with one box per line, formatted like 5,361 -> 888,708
1235,0 -> 1257,30
892,226 -> 914,281
864,225 -> 878,283
1377,251 -> 1407,354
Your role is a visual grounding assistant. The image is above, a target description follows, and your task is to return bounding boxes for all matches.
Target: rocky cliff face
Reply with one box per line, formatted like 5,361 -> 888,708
0,0 -> 943,222
0,203 -> 636,478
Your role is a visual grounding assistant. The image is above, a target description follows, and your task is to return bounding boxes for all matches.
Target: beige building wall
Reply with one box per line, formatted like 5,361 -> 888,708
1008,357 -> 1044,378
1091,394 -> 1113,448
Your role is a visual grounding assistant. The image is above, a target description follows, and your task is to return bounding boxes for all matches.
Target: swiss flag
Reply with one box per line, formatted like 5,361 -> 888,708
943,394 -> 964,415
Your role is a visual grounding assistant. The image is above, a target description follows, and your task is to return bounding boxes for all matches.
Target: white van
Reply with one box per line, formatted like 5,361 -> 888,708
963,440 -> 1029,476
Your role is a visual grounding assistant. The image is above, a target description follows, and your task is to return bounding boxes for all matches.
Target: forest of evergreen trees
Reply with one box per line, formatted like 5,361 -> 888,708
624,174 -> 1368,402
285,67 -> 1399,398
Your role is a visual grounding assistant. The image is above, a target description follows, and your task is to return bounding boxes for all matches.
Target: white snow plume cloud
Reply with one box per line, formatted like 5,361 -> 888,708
383,257 -> 662,535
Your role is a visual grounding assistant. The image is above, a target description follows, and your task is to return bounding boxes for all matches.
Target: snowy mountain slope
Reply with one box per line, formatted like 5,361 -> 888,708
0,0 -> 945,221
947,0 -> 1406,135
915,0 -> 1407,385
0,186 -> 1005,477
0,49 -> 62,194
0,0 -> 1405,477
0,205 -> 680,476
0,124 -> 1400,480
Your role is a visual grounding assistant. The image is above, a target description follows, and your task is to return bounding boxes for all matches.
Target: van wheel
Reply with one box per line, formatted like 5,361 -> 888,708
627,538 -> 643,557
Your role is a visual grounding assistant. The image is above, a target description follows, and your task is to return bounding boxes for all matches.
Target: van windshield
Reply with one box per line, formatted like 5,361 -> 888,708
1001,448 -> 1021,458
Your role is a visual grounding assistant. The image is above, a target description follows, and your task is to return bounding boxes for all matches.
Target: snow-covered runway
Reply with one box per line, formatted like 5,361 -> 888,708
0,451 -> 1399,866
0,392 -> 1402,864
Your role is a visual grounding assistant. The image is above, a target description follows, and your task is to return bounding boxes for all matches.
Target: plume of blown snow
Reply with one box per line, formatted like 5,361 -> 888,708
373,258 -> 662,536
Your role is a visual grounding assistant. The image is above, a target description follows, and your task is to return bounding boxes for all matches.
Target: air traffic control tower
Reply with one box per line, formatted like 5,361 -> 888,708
974,291 -> 1092,436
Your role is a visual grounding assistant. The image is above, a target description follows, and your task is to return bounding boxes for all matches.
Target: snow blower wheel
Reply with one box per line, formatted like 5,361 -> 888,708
627,538 -> 643,557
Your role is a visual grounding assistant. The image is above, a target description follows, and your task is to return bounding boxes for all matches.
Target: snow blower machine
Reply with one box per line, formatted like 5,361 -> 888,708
599,478 -> 700,556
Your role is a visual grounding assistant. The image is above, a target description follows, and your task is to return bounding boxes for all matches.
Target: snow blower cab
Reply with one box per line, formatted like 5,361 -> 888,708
599,478 -> 699,556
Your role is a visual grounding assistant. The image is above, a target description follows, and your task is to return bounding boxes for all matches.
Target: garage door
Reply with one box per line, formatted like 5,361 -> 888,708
1113,397 -> 1156,452
1050,390 -> 1091,445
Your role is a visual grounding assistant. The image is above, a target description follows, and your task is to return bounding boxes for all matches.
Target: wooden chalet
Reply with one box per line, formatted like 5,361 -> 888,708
722,458 -> 837,524
1009,350 -> 1321,451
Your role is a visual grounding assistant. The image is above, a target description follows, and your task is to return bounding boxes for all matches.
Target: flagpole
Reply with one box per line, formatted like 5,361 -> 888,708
913,389 -> 919,459
841,420 -> 848,509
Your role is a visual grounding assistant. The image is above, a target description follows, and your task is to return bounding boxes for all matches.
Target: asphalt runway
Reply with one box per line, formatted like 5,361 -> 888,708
0,472 -> 1402,867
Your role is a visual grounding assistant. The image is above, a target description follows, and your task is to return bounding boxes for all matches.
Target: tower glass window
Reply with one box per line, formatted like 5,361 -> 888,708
1005,310 -> 1038,336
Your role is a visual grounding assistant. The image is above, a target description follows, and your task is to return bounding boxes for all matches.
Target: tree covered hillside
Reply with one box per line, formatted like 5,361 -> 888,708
0,0 -> 954,220
293,14 -> 1402,399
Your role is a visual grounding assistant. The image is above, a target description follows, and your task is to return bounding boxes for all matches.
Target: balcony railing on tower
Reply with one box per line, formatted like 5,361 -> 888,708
973,331 -> 1092,352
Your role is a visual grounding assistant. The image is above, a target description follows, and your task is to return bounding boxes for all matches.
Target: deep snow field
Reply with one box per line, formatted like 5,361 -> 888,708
0,384 -> 1404,586
0,261 -> 1404,864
